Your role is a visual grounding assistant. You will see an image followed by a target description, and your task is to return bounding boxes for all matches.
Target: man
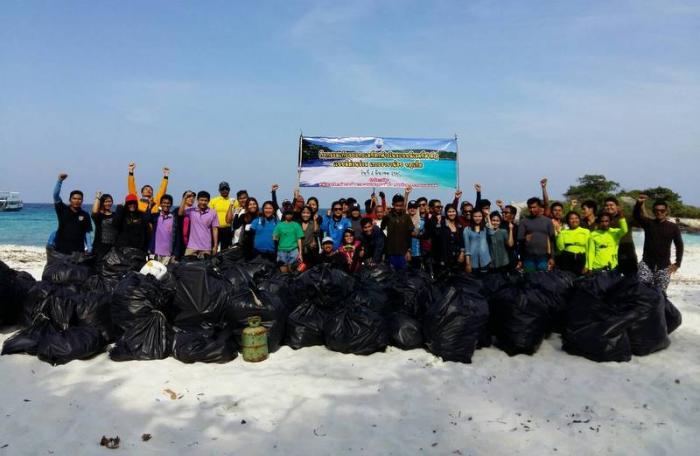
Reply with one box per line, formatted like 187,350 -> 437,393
318,236 -> 346,269
52,173 -> 92,254
359,217 -> 385,266
423,198 -> 444,272
634,195 -> 684,293
407,200 -> 425,269
579,200 -> 597,230
178,191 -> 219,258
173,190 -> 195,260
497,200 -> 520,269
381,194 -> 414,270
517,197 -> 555,272
114,193 -> 150,252
127,162 -> 170,214
148,194 -> 177,265
549,202 -> 564,233
587,212 -> 628,272
320,201 -> 352,249
348,204 -> 363,233
209,181 -> 234,250
604,196 -> 638,274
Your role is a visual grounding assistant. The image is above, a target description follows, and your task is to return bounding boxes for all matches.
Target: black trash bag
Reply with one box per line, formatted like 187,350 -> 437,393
423,283 -> 489,363
21,281 -> 81,329
213,246 -> 245,267
172,325 -> 238,363
357,264 -> 395,286
388,269 -> 434,317
257,273 -> 297,310
223,289 -> 288,353
171,262 -> 231,327
0,262 -> 36,326
46,292 -> 79,331
562,318 -> 633,362
219,263 -> 256,291
110,310 -> 172,361
349,279 -> 393,315
42,248 -> 92,285
664,297 -> 682,335
324,305 -> 388,355
81,274 -> 119,294
36,325 -> 106,365
1,315 -> 52,356
242,256 -> 277,284
285,299 -> 330,349
99,246 -> 146,280
387,312 -> 423,350
480,272 -> 521,298
525,270 -> 575,330
294,264 -> 355,307
611,281 -> 669,356
111,272 -> 175,332
76,291 -> 115,341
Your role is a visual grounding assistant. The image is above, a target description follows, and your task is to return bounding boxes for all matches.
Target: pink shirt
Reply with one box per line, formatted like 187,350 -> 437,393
185,207 -> 219,250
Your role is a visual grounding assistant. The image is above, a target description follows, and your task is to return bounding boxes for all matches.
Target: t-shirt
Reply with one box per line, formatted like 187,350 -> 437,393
92,212 -> 118,245
556,227 -> 590,255
250,217 -> 278,253
517,216 -> 555,258
185,207 -> 219,251
273,221 -> 304,252
209,196 -> 233,228
154,213 -> 175,256
54,202 -> 92,254
381,210 -> 414,256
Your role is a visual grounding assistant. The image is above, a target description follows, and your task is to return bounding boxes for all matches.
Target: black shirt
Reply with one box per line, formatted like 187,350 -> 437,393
114,207 -> 150,251
380,210 -> 414,256
54,202 -> 92,254
634,203 -> 684,269
92,212 -> 118,246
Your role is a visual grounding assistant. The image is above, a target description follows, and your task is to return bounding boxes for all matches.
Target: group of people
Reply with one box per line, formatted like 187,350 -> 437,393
51,165 -> 684,294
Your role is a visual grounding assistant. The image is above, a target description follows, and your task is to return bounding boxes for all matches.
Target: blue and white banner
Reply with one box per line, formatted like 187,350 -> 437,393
299,136 -> 458,188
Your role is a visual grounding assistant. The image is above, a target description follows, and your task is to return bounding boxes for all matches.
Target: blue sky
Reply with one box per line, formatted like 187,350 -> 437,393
1,0 -> 699,205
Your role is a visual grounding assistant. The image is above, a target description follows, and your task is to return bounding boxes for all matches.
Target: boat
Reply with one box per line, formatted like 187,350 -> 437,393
0,192 -> 23,212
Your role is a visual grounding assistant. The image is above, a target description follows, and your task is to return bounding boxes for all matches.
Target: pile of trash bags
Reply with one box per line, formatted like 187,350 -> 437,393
0,247 -> 684,366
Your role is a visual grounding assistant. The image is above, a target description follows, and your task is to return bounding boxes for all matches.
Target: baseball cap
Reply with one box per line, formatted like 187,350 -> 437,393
219,181 -> 230,191
125,193 -> 138,204
350,204 -> 361,212
321,236 -> 334,245
408,200 -> 418,209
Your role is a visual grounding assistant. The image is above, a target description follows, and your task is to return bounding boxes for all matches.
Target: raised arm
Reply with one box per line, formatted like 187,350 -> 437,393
541,178 -> 551,216
54,174 -> 67,203
92,191 -> 102,215
474,183 -> 482,208
633,195 -> 651,228
128,162 -> 136,196
271,184 -> 279,211
452,188 -> 462,208
153,167 -> 170,208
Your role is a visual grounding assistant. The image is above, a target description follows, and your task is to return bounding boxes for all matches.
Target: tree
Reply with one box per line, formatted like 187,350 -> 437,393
564,175 -> 620,202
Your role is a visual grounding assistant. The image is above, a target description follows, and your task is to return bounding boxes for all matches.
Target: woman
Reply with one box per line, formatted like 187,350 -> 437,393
231,197 -> 260,260
174,190 -> 195,260
586,212 -> 628,272
438,204 -> 465,274
464,210 -> 490,275
306,196 -> 324,225
249,200 -> 278,262
299,205 -> 320,266
338,228 -> 363,273
555,211 -> 590,274
486,211 -> 514,272
91,192 -> 118,260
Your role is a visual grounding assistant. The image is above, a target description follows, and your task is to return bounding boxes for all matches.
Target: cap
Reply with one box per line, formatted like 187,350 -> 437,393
350,204 -> 361,212
282,199 -> 292,206
321,236 -> 334,245
408,200 -> 418,209
219,181 -> 230,191
125,193 -> 138,204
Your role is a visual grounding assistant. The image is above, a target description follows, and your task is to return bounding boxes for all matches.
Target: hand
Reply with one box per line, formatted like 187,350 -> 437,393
405,185 -> 413,194
670,264 -> 679,274
58,173 -> 68,181
271,184 -> 279,192
582,267 -> 589,275
547,258 -> 555,271
508,221 -> 514,230
455,189 -> 463,199
378,191 -> 385,199
496,199 -> 504,208
458,252 -> 466,264
95,191 -> 102,199
516,261 -> 523,271
474,183 -> 481,192
298,254 -> 304,264
405,250 -> 412,263
128,162 -> 135,173
212,248 -> 218,255
162,167 -> 170,177
637,194 -> 649,203
540,178 -> 548,188
465,263 -> 472,273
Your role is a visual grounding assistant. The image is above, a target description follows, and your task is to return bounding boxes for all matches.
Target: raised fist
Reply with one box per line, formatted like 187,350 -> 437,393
474,183 -> 481,192
271,184 -> 280,192
58,173 -> 68,181
162,167 -> 170,177
540,178 -> 548,188
128,163 -> 136,173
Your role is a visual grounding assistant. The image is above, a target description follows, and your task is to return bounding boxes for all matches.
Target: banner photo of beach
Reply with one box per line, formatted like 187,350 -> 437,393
299,136 -> 458,188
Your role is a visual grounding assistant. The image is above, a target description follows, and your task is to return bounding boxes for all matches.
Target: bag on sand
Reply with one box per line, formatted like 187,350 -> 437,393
1,315 -> 53,356
36,325 -> 106,365
111,272 -> 175,332
294,265 -> 355,308
171,262 -> 231,327
98,247 -> 146,280
110,310 -> 172,361
285,299 -> 330,349
222,289 -> 288,353
664,297 -> 682,335
42,248 -> 92,285
387,312 -> 423,350
0,262 -> 36,326
172,325 -> 237,364
324,305 -> 388,355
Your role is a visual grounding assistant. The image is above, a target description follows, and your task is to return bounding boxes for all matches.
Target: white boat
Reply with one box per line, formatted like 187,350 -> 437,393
0,192 -> 23,211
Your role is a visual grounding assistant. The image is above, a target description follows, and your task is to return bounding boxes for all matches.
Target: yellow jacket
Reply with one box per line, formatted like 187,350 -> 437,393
128,173 -> 168,214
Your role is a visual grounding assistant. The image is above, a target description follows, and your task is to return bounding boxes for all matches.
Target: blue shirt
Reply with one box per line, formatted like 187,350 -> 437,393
464,227 -> 491,269
411,217 -> 425,257
250,216 -> 278,253
320,215 -> 352,249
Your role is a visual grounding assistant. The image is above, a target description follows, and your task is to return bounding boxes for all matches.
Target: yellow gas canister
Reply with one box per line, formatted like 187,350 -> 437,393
241,316 -> 268,362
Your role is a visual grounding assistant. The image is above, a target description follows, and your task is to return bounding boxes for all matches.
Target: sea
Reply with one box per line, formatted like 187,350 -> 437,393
1,203 -> 699,248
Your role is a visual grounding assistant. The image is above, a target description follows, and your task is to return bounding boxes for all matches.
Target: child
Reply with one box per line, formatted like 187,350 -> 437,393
272,210 -> 304,272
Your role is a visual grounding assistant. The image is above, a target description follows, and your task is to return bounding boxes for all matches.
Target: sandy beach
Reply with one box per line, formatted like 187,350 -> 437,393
1,243 -> 699,455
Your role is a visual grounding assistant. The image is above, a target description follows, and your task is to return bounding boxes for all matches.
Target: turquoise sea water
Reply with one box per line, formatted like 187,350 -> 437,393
1,203 -> 699,248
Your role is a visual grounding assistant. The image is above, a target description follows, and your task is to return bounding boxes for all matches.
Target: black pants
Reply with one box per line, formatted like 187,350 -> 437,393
218,227 -> 233,250
617,243 -> 638,274
557,251 -> 586,275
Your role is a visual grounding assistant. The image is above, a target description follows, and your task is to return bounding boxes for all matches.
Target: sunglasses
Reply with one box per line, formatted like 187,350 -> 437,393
653,208 -> 667,213
333,208 -> 342,211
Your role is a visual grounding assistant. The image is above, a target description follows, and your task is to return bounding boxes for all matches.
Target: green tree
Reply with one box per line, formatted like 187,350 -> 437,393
564,174 -> 620,202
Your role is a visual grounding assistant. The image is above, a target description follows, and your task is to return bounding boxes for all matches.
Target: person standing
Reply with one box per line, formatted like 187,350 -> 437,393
381,194 -> 414,270
272,210 -> 304,272
148,194 -> 178,265
91,192 -> 117,260
604,197 -> 637,274
486,212 -> 514,272
555,212 -> 590,275
437,204 -> 465,274
299,206 -> 320,266
127,162 -> 170,214
586,212 -> 628,272
579,200 -> 598,230
249,201 -> 278,262
517,197 -> 555,272
359,217 -> 385,266
114,194 -> 150,252
209,181 -> 234,251
178,191 -> 219,258
231,198 -> 260,260
634,195 -> 684,292
464,210 -> 491,275
321,201 -> 352,249
52,173 -> 92,254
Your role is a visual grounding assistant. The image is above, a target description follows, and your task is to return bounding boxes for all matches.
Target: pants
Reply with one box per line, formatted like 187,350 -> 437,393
638,261 -> 671,293
218,227 -> 233,250
523,255 -> 548,273
184,248 -> 211,259
557,251 -> 586,275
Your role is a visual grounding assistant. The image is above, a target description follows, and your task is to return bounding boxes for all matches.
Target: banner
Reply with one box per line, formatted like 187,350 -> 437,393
298,136 -> 458,188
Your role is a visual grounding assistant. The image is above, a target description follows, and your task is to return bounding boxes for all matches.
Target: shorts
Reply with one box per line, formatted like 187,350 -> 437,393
184,248 -> 211,259
277,249 -> 299,265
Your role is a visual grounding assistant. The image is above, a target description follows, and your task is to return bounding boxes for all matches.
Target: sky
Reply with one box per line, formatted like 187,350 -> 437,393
1,0 -> 699,205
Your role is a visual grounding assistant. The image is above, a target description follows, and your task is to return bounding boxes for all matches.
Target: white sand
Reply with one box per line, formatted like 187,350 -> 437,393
1,243 -> 699,454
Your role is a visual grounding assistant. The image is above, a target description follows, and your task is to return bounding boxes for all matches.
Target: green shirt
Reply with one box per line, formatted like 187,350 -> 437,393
273,221 -> 304,252
587,218 -> 628,271
556,227 -> 590,255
